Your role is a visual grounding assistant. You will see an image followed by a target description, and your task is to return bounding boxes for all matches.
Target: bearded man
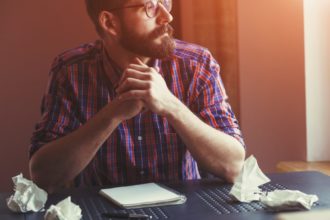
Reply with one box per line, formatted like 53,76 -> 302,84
29,0 -> 245,193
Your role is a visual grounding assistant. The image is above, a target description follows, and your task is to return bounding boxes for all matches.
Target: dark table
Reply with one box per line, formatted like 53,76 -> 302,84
1,171 -> 330,220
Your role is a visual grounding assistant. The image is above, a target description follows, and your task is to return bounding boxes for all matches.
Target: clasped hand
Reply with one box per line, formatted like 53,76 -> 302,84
115,58 -> 177,119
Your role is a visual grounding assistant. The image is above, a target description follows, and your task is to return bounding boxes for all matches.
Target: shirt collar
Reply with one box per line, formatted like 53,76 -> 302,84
102,43 -> 122,88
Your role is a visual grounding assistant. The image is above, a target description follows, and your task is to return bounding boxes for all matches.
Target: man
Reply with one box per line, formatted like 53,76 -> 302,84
29,0 -> 245,193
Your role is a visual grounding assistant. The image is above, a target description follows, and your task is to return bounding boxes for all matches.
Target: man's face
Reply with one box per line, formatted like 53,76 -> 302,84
117,0 -> 175,58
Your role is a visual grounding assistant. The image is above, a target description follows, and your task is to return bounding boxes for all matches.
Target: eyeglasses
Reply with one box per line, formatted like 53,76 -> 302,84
107,0 -> 172,18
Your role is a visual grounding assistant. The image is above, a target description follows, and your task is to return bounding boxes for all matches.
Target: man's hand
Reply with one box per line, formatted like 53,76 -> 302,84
111,98 -> 144,122
116,58 -> 178,117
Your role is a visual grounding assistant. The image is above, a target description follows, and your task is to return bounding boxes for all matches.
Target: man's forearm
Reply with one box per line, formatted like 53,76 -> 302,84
29,101 -> 124,193
166,101 -> 245,182
30,104 -> 121,192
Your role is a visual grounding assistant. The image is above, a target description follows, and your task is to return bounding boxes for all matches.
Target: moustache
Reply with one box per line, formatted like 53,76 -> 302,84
150,25 -> 174,39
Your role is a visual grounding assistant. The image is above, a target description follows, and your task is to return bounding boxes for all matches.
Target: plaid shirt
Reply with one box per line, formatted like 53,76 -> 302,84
30,39 -> 244,187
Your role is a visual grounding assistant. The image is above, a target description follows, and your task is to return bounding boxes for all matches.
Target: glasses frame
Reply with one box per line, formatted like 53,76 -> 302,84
107,0 -> 172,18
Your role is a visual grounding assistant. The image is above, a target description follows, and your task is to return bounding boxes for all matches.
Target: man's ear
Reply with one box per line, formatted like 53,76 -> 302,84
99,11 -> 120,37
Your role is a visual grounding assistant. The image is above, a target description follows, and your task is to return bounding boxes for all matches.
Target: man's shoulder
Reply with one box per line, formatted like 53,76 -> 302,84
50,40 -> 102,72
173,39 -> 213,62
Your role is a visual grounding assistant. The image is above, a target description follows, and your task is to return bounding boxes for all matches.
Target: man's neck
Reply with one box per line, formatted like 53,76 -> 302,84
103,40 -> 151,69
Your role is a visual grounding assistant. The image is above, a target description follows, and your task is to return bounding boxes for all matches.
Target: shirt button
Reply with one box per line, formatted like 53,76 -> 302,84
140,170 -> 145,175
138,136 -> 143,141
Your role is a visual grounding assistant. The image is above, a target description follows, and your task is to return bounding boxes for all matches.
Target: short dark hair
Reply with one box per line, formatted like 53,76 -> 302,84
85,0 -> 126,36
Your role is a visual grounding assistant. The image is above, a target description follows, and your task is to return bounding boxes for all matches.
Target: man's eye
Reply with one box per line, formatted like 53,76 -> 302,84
146,5 -> 154,10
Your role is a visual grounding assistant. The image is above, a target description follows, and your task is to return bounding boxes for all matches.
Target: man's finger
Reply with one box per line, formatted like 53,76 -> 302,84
118,58 -> 146,85
128,64 -> 153,72
116,78 -> 151,94
134,57 -> 147,66
120,68 -> 151,82
118,90 -> 148,101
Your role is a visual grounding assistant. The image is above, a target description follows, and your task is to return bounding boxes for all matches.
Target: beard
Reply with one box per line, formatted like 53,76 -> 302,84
119,24 -> 175,59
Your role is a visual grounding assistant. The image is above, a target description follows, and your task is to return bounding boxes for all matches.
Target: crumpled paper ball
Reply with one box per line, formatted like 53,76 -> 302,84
6,173 -> 48,213
229,155 -> 270,202
44,196 -> 82,220
261,189 -> 319,210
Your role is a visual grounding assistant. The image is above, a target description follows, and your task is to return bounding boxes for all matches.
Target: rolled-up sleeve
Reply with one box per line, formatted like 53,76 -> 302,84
188,51 -> 245,147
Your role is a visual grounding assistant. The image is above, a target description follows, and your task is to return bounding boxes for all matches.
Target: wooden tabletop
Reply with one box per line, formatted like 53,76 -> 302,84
277,161 -> 330,176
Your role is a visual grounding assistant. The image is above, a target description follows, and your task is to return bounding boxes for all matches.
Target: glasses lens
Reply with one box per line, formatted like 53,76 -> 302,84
162,0 -> 172,12
145,1 -> 157,18
145,0 -> 172,18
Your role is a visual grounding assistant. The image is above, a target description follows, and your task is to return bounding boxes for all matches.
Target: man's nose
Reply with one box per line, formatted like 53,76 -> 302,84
156,3 -> 173,24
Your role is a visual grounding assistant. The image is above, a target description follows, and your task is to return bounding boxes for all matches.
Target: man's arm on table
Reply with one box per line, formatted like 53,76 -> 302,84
116,60 -> 245,182
165,101 -> 245,182
29,98 -> 144,193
